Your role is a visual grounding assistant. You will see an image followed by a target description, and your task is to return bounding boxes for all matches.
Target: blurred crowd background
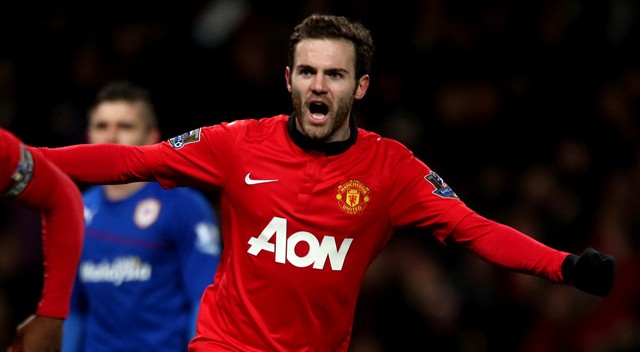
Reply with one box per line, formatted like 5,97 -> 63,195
1,0 -> 639,351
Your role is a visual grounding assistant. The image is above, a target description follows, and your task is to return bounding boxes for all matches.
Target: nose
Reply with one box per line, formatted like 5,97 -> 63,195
103,127 -> 119,143
310,74 -> 327,93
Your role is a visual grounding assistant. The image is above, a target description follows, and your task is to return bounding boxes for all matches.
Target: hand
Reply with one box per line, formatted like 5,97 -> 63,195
562,247 -> 616,297
7,314 -> 63,352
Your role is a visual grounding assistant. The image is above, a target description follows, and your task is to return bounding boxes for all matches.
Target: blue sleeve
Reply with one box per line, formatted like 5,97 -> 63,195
61,275 -> 87,352
189,300 -> 200,341
62,312 -> 85,352
168,188 -> 221,336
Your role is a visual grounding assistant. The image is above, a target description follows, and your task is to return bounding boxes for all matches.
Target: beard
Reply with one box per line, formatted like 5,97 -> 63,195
291,89 -> 355,142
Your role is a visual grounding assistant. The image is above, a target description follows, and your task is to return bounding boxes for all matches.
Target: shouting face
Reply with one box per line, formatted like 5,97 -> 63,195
286,38 -> 369,143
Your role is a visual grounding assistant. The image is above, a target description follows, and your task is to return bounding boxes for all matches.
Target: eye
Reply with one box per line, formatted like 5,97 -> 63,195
118,123 -> 135,131
91,122 -> 108,130
299,68 -> 313,76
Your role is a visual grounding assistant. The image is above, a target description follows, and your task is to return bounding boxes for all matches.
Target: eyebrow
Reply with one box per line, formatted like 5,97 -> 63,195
296,64 -> 350,75
91,121 -> 137,128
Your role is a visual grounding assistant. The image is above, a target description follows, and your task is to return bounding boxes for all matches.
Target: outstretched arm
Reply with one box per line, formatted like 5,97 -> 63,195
450,212 -> 615,297
35,143 -> 155,185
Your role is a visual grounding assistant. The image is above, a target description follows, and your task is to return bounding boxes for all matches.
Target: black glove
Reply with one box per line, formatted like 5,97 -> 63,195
562,247 -> 616,297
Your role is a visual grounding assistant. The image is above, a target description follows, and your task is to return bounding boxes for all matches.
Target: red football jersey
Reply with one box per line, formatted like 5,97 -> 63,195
39,115 -> 568,350
143,115 -> 474,351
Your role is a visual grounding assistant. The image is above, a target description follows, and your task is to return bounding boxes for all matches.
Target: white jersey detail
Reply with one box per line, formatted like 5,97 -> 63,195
247,216 -> 353,270
79,256 -> 152,286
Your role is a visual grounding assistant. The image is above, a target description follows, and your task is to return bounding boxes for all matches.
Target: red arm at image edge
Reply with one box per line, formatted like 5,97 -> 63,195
451,212 -> 569,283
15,150 -> 84,318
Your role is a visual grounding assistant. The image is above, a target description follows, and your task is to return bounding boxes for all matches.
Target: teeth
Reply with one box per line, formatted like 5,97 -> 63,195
311,113 -> 325,120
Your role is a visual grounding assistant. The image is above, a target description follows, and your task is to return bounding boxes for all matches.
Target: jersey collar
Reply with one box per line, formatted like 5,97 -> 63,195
287,113 -> 358,156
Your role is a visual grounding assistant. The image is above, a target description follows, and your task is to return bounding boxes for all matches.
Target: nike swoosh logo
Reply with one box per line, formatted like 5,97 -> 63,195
245,173 -> 278,185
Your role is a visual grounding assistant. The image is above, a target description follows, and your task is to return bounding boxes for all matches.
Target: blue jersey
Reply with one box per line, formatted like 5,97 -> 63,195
62,182 -> 220,352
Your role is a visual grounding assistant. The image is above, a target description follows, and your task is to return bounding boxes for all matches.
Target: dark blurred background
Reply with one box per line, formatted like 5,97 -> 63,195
1,0 -> 639,351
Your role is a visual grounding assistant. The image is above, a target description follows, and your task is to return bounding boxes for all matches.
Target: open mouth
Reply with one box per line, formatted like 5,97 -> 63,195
308,102 -> 329,122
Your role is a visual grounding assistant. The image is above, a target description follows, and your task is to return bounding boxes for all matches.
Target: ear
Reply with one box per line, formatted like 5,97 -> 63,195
354,74 -> 369,100
285,66 -> 292,92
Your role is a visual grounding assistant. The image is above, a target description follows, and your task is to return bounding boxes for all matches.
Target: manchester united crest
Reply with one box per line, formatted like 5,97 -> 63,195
336,179 -> 371,215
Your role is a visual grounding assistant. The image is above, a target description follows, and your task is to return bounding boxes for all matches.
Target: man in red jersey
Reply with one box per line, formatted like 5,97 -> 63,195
1,127 -> 84,352
37,14 -> 615,352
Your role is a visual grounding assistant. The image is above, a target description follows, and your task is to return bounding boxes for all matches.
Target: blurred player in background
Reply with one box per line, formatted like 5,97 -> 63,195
1,127 -> 84,352
39,14 -> 615,352
61,81 -> 221,352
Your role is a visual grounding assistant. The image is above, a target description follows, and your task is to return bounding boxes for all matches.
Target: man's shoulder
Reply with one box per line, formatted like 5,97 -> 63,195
202,114 -> 287,136
357,128 -> 412,153
82,185 -> 104,201
153,182 -> 207,201
152,184 -> 215,218
218,114 -> 288,127
231,114 -> 289,141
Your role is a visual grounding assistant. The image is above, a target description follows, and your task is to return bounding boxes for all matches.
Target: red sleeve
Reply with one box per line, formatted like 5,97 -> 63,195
450,212 -> 569,283
35,143 -> 154,184
384,139 -> 474,242
2,129 -> 84,318
0,129 -> 22,191
37,125 -> 231,191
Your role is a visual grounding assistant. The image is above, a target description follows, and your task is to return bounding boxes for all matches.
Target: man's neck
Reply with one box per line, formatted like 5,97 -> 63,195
103,182 -> 147,201
287,114 -> 358,156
